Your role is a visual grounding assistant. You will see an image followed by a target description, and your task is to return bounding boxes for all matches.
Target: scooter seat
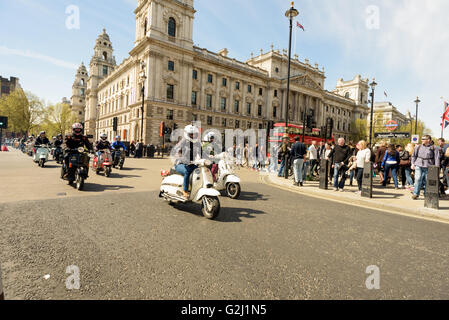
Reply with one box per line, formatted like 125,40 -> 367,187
169,168 -> 178,175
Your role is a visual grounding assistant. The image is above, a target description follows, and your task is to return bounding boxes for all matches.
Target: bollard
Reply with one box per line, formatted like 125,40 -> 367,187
319,159 -> 329,190
361,162 -> 373,198
0,263 -> 4,300
424,166 -> 439,209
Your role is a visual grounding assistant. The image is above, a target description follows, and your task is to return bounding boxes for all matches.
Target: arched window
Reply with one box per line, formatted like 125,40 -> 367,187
144,19 -> 147,36
80,78 -> 85,86
168,17 -> 176,37
103,51 -> 108,60
345,92 -> 350,99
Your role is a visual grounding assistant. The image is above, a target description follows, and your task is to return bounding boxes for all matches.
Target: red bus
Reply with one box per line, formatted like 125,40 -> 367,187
269,123 -> 334,145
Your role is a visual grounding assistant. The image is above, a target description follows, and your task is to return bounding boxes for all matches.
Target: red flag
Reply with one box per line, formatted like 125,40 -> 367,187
296,21 -> 305,31
442,102 -> 449,129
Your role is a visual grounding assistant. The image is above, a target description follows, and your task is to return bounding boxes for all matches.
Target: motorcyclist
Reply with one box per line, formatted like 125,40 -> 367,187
54,134 -> 64,148
202,132 -> 219,182
62,123 -> 93,180
34,131 -> 50,147
95,133 -> 112,157
111,135 -> 127,159
173,125 -> 202,199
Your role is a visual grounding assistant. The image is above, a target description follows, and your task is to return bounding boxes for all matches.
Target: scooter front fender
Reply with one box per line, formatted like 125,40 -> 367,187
194,188 -> 221,202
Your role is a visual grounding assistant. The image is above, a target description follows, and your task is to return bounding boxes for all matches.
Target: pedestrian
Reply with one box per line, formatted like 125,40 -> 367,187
354,140 -> 371,194
308,141 -> 318,177
130,141 -> 136,156
381,144 -> 400,189
290,136 -> 306,186
348,142 -> 358,186
277,137 -> 290,177
411,135 -> 440,200
398,144 -> 413,189
375,141 -> 387,184
328,137 -> 351,192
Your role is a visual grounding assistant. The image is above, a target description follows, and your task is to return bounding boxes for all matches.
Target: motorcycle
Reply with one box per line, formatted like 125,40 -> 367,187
60,147 -> 90,190
112,147 -> 125,170
32,144 -> 50,167
213,152 -> 241,199
53,146 -> 63,164
92,149 -> 113,177
159,159 -> 221,219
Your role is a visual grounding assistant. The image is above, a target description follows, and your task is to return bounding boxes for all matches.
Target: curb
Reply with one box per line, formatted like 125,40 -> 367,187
0,263 -> 4,300
262,174 -> 449,224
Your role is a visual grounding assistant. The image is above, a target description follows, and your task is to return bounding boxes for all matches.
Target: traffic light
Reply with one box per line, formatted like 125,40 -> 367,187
0,116 -> 8,129
326,118 -> 333,139
113,117 -> 118,132
306,115 -> 312,129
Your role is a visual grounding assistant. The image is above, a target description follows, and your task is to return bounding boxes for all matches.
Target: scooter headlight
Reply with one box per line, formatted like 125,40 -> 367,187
78,147 -> 85,153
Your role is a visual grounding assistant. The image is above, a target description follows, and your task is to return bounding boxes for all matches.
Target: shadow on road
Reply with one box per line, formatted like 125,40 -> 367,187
120,167 -> 146,171
236,191 -> 268,201
81,184 -> 135,192
107,173 -> 141,179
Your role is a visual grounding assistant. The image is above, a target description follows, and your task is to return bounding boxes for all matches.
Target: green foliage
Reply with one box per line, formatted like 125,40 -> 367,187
350,118 -> 368,143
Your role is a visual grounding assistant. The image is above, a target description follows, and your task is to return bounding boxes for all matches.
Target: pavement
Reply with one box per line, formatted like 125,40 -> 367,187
263,171 -> 449,223
1,148 -> 449,299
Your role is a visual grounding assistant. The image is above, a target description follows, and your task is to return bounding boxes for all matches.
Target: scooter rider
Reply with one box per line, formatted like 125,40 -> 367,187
34,131 -> 50,147
54,134 -> 64,147
62,123 -> 93,179
173,125 -> 202,199
95,133 -> 112,156
112,135 -> 127,159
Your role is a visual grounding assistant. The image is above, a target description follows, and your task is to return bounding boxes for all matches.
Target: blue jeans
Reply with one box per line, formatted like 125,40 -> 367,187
303,161 -> 309,180
333,163 -> 347,189
278,159 -> 285,177
293,158 -> 304,183
349,170 -> 355,184
175,164 -> 198,192
383,163 -> 398,188
404,166 -> 413,186
413,167 -> 428,196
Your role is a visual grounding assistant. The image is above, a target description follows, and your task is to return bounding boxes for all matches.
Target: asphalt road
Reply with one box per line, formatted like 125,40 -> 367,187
1,151 -> 449,299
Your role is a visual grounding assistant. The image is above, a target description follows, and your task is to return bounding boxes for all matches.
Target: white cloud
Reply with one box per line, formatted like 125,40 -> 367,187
0,46 -> 78,70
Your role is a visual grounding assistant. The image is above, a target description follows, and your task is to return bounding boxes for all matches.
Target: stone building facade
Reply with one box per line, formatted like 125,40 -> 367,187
72,0 -> 370,144
367,102 -> 413,130
0,76 -> 20,98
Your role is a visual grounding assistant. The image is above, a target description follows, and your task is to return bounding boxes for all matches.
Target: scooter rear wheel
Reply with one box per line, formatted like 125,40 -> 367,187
226,183 -> 241,199
201,196 -> 220,220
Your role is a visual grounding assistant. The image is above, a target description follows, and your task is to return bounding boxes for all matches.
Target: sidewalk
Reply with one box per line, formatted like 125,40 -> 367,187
262,172 -> 449,223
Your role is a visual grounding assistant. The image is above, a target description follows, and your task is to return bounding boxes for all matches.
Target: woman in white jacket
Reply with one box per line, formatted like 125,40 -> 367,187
355,140 -> 371,194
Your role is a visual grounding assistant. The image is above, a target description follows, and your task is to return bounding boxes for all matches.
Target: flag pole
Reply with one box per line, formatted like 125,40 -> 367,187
294,20 -> 297,56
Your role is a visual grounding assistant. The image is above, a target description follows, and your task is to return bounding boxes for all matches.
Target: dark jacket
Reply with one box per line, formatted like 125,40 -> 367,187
54,139 -> 63,147
290,142 -> 306,161
375,146 -> 387,164
329,144 -> 351,165
95,140 -> 112,151
35,136 -> 49,146
63,134 -> 93,152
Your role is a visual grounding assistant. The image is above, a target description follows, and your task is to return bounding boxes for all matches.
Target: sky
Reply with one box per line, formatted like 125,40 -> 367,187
0,0 -> 448,138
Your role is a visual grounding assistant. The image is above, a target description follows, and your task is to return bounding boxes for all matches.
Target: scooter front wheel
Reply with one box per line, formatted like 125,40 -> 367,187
75,171 -> 84,190
226,182 -> 241,199
105,166 -> 111,177
201,196 -> 220,220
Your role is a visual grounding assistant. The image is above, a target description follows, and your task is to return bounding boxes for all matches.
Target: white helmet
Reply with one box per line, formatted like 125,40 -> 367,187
184,125 -> 200,142
100,133 -> 108,140
203,132 -> 215,142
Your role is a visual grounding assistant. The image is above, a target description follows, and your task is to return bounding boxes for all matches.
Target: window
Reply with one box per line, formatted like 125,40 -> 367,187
192,70 -> 197,79
332,107 -> 335,113
338,108 -> 341,115
144,19 -> 147,36
220,97 -> 226,112
248,85 -> 252,93
246,103 -> 251,115
343,122 -> 346,131
80,79 -> 85,86
259,123 -> 263,129
206,94 -> 212,109
222,118 -> 227,127
103,65 -> 108,76
191,91 -> 197,105
207,116 -> 212,125
247,122 -> 252,129
222,78 -> 227,87
103,52 -> 108,60
193,114 -> 198,121
208,74 -> 213,83
80,88 -> 85,96
273,106 -> 277,118
345,92 -> 350,99
259,88 -> 263,96
258,105 -> 262,117
166,84 -> 174,100
234,100 -> 239,113
326,105 -> 329,112
348,124 -> 351,132
168,17 -> 176,37
235,120 -> 240,129
275,67 -> 279,73
167,109 -> 174,120
235,82 -> 240,90
168,60 -> 174,71
337,121 -> 340,130
274,90 -> 278,97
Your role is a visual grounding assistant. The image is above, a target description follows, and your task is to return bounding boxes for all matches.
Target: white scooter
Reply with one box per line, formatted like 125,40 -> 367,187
159,159 -> 221,219
33,144 -> 50,167
213,152 -> 241,199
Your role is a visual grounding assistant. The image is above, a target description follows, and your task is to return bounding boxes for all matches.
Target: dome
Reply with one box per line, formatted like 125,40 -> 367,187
77,62 -> 87,74
97,28 -> 110,42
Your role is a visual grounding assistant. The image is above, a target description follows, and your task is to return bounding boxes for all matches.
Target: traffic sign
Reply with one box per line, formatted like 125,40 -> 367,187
385,120 -> 398,132
411,135 -> 419,144
374,132 -> 410,139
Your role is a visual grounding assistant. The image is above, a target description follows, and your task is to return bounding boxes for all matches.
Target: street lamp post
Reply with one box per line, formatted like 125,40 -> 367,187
139,61 -> 147,144
414,96 -> 420,135
283,1 -> 299,180
368,78 -> 377,147
96,104 -> 100,141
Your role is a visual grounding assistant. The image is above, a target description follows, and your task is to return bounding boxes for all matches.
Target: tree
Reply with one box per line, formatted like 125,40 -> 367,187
350,118 -> 368,143
0,89 -> 44,135
40,102 -> 76,137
